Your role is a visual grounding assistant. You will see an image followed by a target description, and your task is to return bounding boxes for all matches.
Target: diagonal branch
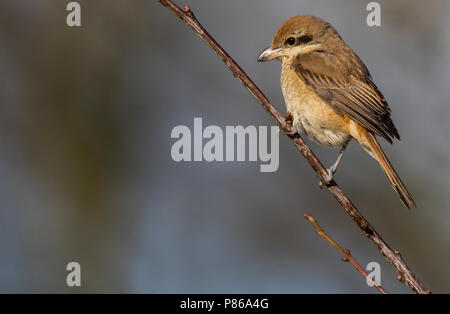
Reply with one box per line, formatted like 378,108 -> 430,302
304,214 -> 388,294
157,0 -> 430,294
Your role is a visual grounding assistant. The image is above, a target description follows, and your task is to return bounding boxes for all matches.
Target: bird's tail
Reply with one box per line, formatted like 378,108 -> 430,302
363,132 -> 416,208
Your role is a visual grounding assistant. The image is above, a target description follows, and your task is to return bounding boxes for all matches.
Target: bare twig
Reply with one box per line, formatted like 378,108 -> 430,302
157,0 -> 430,294
304,214 -> 388,294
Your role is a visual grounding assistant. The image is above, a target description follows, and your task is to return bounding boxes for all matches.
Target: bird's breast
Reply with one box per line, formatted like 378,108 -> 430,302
280,64 -> 351,147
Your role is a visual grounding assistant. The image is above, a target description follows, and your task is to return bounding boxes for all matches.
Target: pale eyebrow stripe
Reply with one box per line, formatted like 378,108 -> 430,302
301,44 -> 322,54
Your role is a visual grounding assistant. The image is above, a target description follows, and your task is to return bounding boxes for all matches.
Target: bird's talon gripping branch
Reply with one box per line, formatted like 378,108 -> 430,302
318,168 -> 334,189
285,111 -> 293,123
284,112 -> 297,136
326,167 -> 335,181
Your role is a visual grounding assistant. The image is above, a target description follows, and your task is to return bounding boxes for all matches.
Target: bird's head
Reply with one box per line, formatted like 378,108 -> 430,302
258,15 -> 339,62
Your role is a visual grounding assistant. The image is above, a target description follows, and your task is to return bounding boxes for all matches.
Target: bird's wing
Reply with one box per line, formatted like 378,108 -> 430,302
293,52 -> 399,143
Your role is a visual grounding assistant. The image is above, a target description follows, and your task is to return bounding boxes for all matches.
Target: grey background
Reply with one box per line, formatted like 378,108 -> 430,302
0,0 -> 449,293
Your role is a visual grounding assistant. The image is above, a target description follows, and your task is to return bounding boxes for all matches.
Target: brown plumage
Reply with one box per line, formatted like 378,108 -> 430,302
258,15 -> 415,208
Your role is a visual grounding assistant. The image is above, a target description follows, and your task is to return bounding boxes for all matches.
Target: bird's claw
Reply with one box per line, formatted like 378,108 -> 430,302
286,126 -> 297,137
284,112 -> 297,136
285,111 -> 293,123
326,167 -> 335,181
319,167 -> 335,189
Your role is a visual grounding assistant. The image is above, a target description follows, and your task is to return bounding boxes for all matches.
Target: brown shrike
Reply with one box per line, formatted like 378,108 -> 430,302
258,15 -> 415,208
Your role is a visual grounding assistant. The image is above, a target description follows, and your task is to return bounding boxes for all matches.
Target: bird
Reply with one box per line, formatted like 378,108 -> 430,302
258,15 -> 415,208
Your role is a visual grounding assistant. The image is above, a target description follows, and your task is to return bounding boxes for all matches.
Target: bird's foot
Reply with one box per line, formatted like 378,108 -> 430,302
284,112 -> 297,136
319,167 -> 336,189
285,111 -> 293,123
319,143 -> 348,188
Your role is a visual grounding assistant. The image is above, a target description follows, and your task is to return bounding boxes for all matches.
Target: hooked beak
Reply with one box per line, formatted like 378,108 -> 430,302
258,46 -> 285,62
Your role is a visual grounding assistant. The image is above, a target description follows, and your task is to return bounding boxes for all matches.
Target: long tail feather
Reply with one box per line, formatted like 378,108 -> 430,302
364,132 -> 416,208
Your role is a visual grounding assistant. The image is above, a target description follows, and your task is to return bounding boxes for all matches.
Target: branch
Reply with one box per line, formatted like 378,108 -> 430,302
157,0 -> 430,294
304,214 -> 388,294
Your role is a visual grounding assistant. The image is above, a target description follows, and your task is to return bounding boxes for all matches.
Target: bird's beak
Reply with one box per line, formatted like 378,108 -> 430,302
258,46 -> 285,62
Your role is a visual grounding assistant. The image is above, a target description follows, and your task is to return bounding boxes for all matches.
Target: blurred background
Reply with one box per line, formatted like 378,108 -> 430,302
0,0 -> 448,293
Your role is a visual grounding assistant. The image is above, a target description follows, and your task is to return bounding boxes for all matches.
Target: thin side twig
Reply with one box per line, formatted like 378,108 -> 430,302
304,214 -> 388,294
157,0 -> 430,294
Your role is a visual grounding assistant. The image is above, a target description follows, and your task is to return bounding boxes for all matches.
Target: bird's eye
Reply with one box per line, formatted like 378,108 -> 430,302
286,37 -> 296,45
